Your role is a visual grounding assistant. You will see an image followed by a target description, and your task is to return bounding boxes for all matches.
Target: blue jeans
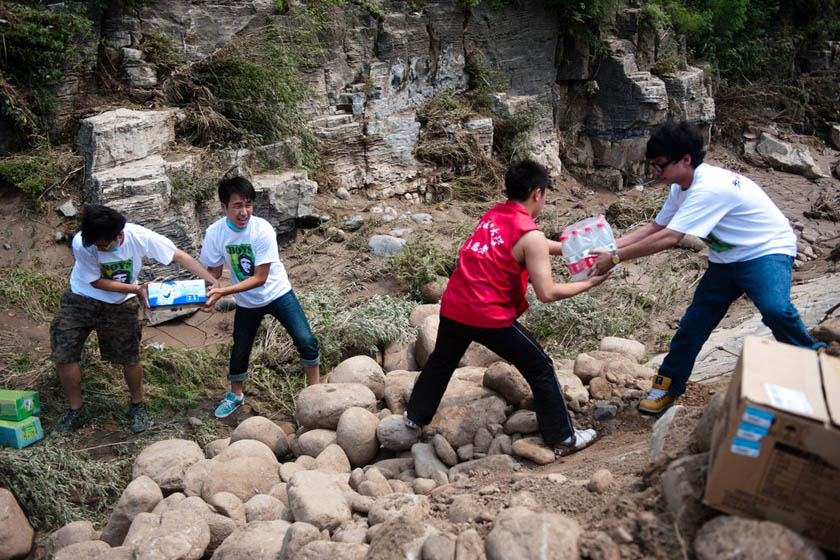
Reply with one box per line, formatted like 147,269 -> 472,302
660,254 -> 822,397
228,290 -> 320,381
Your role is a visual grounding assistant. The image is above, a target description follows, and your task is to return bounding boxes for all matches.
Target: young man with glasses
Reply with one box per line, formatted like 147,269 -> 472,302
50,205 -> 219,433
590,121 -> 825,414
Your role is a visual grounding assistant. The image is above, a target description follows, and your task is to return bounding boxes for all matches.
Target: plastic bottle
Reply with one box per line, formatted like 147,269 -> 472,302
562,215 -> 618,281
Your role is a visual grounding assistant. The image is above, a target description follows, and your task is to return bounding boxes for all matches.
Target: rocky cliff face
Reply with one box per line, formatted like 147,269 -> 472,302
68,0 -> 715,263
84,0 -> 714,193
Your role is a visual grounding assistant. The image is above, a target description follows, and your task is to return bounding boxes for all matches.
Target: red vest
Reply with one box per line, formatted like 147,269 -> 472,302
441,200 -> 537,328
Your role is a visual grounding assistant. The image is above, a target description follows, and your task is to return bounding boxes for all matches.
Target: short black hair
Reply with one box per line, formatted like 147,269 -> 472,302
218,176 -> 256,205
646,121 -> 706,168
505,160 -> 549,202
80,205 -> 126,247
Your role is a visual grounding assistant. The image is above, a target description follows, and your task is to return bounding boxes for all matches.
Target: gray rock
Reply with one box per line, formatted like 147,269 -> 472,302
365,515 -> 438,560
214,296 -> 237,312
122,509 -> 210,560
56,200 -> 78,217
287,470 -> 352,531
503,409 -> 538,435
511,437 -> 555,465
483,362 -> 531,406
296,383 -> 377,430
336,407 -> 380,467
376,413 -> 421,451
210,520 -> 291,560
662,453 -> 714,542
203,437 -> 229,458
574,353 -> 603,383
598,336 -> 646,362
77,109 -> 176,173
368,493 -> 430,526
593,400 -> 618,420
0,488 -> 34,559
650,404 -> 685,460
40,520 -> 98,559
132,439 -> 204,493
449,454 -> 519,477
473,426 -> 492,454
279,522 -> 321,560
448,495 -> 481,523
690,392 -> 726,453
315,443 -> 352,473
230,416 -> 290,459
208,492 -> 246,527
296,541 -> 369,560
244,494 -> 288,523
411,213 -> 433,225
343,216 -> 364,231
411,442 -> 449,484
485,506 -> 580,560
694,516 -> 825,560
329,355 -> 386,399
454,528 -> 484,560
431,434 -> 458,467
586,469 -> 614,493
184,440 -> 280,503
336,187 -> 351,200
294,428 -> 337,458
755,132 -> 826,179
53,541 -> 111,560
422,533 -> 456,560
101,476 -> 163,546
368,234 -> 407,257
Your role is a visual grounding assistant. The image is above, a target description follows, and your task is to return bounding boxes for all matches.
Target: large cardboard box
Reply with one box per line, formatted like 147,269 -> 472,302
704,337 -> 840,552
0,416 -> 44,448
0,389 -> 41,421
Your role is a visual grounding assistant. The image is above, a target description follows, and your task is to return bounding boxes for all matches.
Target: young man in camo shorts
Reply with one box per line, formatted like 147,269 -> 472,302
50,205 -> 218,433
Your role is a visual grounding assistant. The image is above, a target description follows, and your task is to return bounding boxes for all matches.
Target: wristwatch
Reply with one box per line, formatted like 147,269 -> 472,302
611,249 -> 620,265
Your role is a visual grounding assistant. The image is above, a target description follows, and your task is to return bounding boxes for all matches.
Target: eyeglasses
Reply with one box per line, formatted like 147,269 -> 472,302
650,157 -> 680,174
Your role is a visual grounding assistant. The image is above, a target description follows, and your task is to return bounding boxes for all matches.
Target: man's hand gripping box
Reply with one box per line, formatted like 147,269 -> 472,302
704,336 -> 840,552
147,280 -> 207,307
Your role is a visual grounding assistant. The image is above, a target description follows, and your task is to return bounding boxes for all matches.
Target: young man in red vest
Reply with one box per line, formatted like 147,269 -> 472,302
404,160 -> 610,457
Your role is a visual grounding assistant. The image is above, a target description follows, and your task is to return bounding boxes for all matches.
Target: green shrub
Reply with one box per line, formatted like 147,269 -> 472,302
0,2 -> 94,136
493,105 -> 544,163
168,168 -> 216,207
382,238 -> 457,299
0,443 -> 130,530
0,266 -> 68,322
139,32 -> 186,79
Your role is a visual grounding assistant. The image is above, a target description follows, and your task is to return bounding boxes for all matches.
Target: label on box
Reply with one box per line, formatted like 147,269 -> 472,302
147,280 -> 207,307
731,437 -> 761,458
765,384 -> 814,415
737,422 -> 768,442
743,406 -> 774,429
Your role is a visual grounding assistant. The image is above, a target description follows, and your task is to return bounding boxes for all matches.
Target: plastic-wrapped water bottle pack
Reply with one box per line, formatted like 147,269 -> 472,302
561,215 -> 617,281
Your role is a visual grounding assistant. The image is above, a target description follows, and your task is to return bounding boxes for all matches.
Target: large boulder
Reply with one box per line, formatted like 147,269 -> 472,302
485,506 -> 581,560
287,470 -> 352,531
230,416 -> 291,459
694,516 -> 825,560
210,520 -> 292,560
183,440 -> 280,503
336,407 -> 380,467
122,509 -> 210,560
0,488 -> 34,560
38,520 -> 98,559
296,383 -> 377,430
598,336 -> 646,362
483,362 -> 531,406
77,109 -> 176,174
101,476 -> 164,546
132,439 -> 205,493
328,355 -> 387,399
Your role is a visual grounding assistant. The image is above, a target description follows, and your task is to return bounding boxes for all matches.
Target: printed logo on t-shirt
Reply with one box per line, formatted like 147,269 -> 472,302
702,233 -> 735,253
729,172 -> 743,189
100,259 -> 134,284
226,244 -> 255,281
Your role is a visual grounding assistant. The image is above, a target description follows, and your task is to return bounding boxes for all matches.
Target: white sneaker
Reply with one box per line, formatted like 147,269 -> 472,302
553,428 -> 597,457
403,411 -> 420,429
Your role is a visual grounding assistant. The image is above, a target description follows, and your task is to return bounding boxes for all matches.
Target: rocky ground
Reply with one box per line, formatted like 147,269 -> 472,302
1,138 -> 839,560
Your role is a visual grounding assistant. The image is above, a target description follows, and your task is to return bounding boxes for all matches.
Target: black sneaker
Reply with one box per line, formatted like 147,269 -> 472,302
56,406 -> 92,433
129,402 -> 148,433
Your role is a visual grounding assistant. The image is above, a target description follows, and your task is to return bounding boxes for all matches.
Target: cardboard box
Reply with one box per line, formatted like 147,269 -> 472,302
704,337 -> 840,552
0,416 -> 44,448
147,280 -> 206,307
0,389 -> 41,421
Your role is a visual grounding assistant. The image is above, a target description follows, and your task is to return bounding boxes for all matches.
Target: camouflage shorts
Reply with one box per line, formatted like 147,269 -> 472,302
50,291 -> 142,366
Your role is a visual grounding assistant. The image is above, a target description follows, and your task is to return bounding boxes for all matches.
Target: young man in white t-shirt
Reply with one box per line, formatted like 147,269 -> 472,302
50,205 -> 218,433
591,122 -> 825,414
200,176 -> 321,418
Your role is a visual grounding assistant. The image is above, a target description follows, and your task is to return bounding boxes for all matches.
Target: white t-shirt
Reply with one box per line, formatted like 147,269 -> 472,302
199,216 -> 291,308
655,163 -> 796,264
69,223 -> 177,304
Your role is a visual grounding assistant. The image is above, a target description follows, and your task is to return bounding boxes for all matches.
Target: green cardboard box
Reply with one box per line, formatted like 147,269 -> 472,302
0,416 -> 44,448
0,390 -> 41,421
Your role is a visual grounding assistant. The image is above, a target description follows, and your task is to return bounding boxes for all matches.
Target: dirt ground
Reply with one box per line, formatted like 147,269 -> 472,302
2,138 -> 840,558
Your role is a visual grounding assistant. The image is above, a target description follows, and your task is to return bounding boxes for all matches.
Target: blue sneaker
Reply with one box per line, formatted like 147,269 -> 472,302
215,392 -> 244,418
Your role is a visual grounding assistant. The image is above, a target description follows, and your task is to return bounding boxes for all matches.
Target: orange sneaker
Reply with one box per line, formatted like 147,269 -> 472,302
639,375 -> 676,414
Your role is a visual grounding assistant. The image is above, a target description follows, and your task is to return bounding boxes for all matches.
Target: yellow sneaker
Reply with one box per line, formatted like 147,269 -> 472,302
639,375 -> 676,414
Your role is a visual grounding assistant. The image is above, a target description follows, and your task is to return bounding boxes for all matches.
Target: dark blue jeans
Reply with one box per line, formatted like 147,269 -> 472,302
228,289 -> 320,381
406,315 -> 574,445
660,254 -> 821,397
